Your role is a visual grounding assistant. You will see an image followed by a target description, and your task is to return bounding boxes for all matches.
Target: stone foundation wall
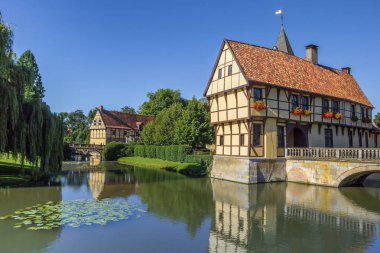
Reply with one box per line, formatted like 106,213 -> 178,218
212,156 -> 286,184
212,156 -> 380,187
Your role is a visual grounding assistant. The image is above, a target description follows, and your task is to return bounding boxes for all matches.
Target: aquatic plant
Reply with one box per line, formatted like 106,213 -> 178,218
0,199 -> 145,230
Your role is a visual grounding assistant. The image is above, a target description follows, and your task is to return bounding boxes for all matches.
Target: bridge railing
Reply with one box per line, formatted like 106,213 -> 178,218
68,144 -> 104,149
286,147 -> 380,160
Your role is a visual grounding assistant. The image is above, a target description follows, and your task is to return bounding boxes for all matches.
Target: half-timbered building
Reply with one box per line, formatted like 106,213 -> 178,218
89,106 -> 154,145
205,26 -> 379,160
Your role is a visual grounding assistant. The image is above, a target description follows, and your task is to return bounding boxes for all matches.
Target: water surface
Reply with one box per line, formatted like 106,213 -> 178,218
1,162 -> 380,253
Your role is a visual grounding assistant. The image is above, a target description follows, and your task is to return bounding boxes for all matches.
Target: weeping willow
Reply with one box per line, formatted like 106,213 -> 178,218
0,14 -> 64,176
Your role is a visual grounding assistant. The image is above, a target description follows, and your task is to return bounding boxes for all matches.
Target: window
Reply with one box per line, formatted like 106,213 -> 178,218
291,95 -> 299,110
325,129 -> 333,147
332,101 -> 340,113
301,96 -> 309,110
112,130 -> 116,136
219,135 -> 224,146
253,88 -> 263,101
93,120 -> 97,126
124,130 -> 127,136
322,99 -> 330,113
277,126 -> 285,148
253,124 -> 262,146
361,107 -> 365,120
365,132 -> 369,148
227,65 -> 232,76
218,68 -> 223,79
359,132 -> 362,147
240,134 -> 245,146
349,130 -> 353,147
366,108 -> 369,119
351,104 -> 356,117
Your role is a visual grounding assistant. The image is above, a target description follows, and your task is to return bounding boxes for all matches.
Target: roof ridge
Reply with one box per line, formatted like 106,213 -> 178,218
225,38 -> 344,74
103,109 -> 154,118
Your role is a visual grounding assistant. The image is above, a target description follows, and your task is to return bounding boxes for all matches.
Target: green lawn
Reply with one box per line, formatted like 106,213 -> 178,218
117,156 -> 206,177
0,154 -> 35,186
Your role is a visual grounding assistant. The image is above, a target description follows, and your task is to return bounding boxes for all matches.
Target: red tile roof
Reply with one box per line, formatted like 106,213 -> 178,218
224,39 -> 373,108
100,109 -> 155,129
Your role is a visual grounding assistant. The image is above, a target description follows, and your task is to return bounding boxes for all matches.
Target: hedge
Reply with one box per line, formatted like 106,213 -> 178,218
103,142 -> 135,161
134,145 -> 193,162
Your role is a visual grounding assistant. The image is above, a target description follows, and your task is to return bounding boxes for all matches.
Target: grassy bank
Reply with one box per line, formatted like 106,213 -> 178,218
117,156 -> 206,177
0,155 -> 34,186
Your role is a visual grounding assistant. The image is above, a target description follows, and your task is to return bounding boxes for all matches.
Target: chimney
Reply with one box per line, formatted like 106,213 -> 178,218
342,67 -> 351,75
97,105 -> 103,111
305,44 -> 318,64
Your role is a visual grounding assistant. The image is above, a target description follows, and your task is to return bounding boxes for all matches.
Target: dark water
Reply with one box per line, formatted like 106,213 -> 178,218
1,162 -> 380,253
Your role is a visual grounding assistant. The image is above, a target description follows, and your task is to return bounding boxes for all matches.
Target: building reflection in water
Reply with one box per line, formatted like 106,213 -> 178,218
208,179 -> 380,253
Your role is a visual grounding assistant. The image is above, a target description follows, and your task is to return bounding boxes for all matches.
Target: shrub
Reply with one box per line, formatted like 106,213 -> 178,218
185,154 -> 213,167
103,142 -> 134,161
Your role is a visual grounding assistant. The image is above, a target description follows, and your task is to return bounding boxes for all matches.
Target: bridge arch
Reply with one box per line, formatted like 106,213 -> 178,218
335,165 -> 380,187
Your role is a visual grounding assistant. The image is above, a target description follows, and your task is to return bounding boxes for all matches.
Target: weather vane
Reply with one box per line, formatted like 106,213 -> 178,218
275,9 -> 284,26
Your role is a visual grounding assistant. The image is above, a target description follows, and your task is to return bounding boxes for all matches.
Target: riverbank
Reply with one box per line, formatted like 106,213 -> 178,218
117,156 -> 207,177
0,155 -> 38,186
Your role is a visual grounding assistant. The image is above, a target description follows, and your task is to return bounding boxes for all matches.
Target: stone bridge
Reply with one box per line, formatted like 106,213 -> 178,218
286,148 -> 380,187
69,144 -> 104,160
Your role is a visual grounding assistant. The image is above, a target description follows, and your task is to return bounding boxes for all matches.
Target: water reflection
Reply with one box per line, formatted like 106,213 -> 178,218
209,180 -> 380,253
1,162 -> 379,253
0,186 -> 62,253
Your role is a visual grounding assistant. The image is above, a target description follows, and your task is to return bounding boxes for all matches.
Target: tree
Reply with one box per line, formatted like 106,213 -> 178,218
139,88 -> 187,116
174,97 -> 214,147
138,103 -> 184,145
375,113 -> 380,128
60,110 -> 89,143
0,13 -> 63,174
17,50 -> 45,100
121,106 -> 136,114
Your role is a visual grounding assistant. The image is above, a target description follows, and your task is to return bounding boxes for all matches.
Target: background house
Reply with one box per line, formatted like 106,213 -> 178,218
89,106 -> 154,145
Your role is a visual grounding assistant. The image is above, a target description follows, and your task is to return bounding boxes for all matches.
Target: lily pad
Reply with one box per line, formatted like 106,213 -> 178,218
0,199 -> 145,230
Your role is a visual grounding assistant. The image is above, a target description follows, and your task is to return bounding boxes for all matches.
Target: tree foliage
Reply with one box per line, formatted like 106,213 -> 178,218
0,14 -> 64,174
121,106 -> 136,114
375,113 -> 380,128
17,50 -> 45,99
138,97 -> 214,148
139,103 -> 184,145
60,110 -> 90,144
174,98 -> 214,148
139,88 -> 187,116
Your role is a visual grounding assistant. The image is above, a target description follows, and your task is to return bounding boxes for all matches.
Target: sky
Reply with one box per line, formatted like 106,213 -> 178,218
1,0 -> 379,114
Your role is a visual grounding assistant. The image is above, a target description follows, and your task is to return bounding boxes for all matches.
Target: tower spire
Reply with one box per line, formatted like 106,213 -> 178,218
274,10 -> 294,55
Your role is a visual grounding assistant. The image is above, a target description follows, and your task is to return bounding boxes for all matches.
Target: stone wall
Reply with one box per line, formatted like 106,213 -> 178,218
286,159 -> 380,187
212,156 -> 380,187
212,156 -> 286,184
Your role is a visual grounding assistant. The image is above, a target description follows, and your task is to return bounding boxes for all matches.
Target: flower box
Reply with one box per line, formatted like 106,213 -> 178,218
323,112 -> 333,118
351,115 -> 359,122
334,112 -> 342,120
292,107 -> 303,116
362,117 -> 372,123
252,100 -> 266,110
303,109 -> 312,116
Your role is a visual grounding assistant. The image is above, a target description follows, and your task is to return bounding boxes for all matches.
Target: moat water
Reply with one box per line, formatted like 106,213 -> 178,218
1,162 -> 380,253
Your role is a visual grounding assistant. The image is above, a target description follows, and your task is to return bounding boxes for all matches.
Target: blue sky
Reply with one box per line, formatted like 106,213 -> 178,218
1,0 -> 379,114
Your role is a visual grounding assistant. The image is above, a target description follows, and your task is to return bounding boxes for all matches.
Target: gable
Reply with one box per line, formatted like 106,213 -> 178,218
90,111 -> 106,129
205,41 -> 249,97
